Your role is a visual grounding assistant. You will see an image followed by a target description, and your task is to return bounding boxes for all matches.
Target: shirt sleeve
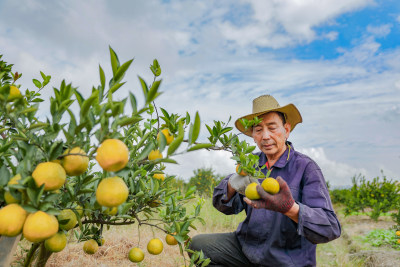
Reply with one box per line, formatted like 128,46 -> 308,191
297,163 -> 342,244
212,174 -> 245,215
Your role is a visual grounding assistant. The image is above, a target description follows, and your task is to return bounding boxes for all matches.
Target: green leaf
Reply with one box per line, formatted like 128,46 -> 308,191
32,79 -> 42,88
187,143 -> 213,152
117,116 -> 142,127
80,91 -> 99,118
99,65 -> 105,90
146,80 -> 161,103
167,122 -> 184,156
191,111 -> 201,144
109,46 -> 120,76
137,142 -> 155,161
114,59 -> 133,83
138,76 -> 148,99
21,205 -> 38,213
129,92 -> 137,113
158,129 -> 167,153
109,82 -> 125,94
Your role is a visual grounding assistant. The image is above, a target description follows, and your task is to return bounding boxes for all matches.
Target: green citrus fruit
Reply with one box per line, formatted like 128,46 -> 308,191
45,232 -> 67,252
128,247 -> 145,262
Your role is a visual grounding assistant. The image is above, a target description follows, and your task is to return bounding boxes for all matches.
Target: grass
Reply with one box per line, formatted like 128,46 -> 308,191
11,198 -> 400,266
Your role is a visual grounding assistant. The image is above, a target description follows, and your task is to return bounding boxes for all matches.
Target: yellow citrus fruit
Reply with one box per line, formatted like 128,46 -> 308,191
128,247 -> 145,263
7,85 -> 22,101
104,206 -> 118,216
44,232 -> 67,252
23,211 -> 59,242
58,209 -> 78,230
396,231 -> 400,236
8,173 -> 22,186
62,147 -> 89,176
166,233 -> 178,246
148,149 -> 163,161
4,191 -> 18,204
261,178 -> 280,195
157,129 -> 174,145
96,139 -> 129,172
245,182 -> 261,200
147,238 -> 163,255
100,238 -> 105,246
153,173 -> 165,181
236,164 -> 247,176
32,162 -> 66,191
96,177 -> 129,207
83,239 -> 99,254
398,239 -> 400,244
0,204 -> 27,237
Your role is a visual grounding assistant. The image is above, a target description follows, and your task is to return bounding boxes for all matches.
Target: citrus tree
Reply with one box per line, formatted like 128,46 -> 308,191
0,48 -> 219,267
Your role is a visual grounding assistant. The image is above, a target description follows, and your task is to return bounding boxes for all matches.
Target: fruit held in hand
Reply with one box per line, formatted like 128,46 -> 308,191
245,182 -> 260,200
261,178 -> 280,194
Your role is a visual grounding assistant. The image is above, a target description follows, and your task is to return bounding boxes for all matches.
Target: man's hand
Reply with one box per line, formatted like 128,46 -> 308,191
244,176 -> 295,214
228,173 -> 259,195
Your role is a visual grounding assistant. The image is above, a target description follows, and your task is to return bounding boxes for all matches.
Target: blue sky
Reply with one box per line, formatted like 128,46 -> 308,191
0,0 -> 399,186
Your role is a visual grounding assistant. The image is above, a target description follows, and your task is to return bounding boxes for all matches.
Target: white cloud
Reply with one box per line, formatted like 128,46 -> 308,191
367,24 -> 392,38
298,147 -> 367,187
219,0 -> 374,48
165,150 -> 236,181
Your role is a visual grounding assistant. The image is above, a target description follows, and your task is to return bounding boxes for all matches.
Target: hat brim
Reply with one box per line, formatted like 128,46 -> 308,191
234,103 -> 302,137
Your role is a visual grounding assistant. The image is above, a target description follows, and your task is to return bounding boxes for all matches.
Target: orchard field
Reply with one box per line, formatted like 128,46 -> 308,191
1,49 -> 400,267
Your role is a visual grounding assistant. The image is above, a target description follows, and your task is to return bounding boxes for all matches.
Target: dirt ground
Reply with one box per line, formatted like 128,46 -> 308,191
334,212 -> 400,267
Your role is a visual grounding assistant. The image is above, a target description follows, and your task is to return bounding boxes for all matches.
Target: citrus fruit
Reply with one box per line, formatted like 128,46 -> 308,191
236,164 -> 247,176
398,239 -> 400,244
261,178 -> 280,195
4,191 -> 18,204
0,204 -> 27,237
62,147 -> 89,176
157,129 -> 174,145
148,149 -> 162,161
100,238 -> 105,246
166,233 -> 178,246
44,232 -> 67,252
32,162 -> 66,191
96,177 -> 129,207
96,139 -> 129,172
83,239 -> 99,254
7,85 -> 22,101
104,206 -> 118,216
23,211 -> 59,242
8,173 -> 22,186
147,238 -> 163,255
245,182 -> 261,200
153,173 -> 165,181
128,247 -> 145,263
58,209 -> 78,230
396,231 -> 400,236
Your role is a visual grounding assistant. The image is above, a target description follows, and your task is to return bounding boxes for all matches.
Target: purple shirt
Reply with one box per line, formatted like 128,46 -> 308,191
213,143 -> 341,267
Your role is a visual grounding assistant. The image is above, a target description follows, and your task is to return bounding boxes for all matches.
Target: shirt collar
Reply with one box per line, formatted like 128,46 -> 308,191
258,141 -> 294,169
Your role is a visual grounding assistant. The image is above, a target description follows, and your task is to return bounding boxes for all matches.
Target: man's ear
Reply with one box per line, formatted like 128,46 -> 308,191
284,123 -> 291,139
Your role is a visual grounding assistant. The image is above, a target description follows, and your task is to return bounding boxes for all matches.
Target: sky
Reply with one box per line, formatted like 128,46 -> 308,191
0,0 -> 399,187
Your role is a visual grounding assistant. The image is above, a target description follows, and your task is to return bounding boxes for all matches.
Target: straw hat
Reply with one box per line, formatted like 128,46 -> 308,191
235,95 -> 302,136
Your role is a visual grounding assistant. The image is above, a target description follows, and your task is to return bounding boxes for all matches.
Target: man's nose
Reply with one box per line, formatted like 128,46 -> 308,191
261,129 -> 271,139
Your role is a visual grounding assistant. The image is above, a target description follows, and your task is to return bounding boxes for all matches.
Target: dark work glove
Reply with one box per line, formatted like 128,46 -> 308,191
247,176 -> 295,214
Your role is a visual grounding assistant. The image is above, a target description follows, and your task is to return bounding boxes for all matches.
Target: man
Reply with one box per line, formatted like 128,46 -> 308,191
189,95 -> 341,267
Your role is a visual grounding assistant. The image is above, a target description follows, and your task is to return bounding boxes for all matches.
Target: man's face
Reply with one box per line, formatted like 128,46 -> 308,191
252,112 -> 291,160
